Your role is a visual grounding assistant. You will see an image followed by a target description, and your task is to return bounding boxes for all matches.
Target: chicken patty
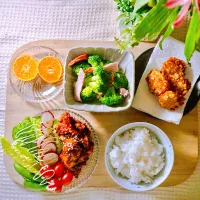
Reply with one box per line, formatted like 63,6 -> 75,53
158,91 -> 185,110
146,69 -> 170,96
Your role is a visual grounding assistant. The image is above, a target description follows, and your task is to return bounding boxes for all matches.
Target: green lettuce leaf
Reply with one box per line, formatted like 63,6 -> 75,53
12,116 -> 42,156
0,136 -> 40,174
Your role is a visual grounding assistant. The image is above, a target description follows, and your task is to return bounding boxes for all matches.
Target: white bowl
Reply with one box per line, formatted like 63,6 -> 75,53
64,47 -> 135,112
105,122 -> 174,192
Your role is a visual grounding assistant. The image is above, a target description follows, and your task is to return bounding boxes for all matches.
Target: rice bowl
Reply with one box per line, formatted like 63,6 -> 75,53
105,122 -> 174,192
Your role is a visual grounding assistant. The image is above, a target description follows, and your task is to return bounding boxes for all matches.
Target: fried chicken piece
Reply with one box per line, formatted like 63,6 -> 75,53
60,146 -> 82,169
161,57 -> 186,81
171,78 -> 191,96
158,91 -> 185,110
146,69 -> 170,96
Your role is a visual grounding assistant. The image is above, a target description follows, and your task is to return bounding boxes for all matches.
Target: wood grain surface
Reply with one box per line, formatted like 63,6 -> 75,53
4,40 -> 198,189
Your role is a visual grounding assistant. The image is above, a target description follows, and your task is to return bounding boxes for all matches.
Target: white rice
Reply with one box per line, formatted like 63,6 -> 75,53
109,127 -> 165,184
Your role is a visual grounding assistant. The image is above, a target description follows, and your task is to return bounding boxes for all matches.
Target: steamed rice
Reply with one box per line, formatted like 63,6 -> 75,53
109,127 -> 165,184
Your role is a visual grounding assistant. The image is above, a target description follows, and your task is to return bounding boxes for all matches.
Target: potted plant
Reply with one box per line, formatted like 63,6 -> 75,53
114,0 -> 200,61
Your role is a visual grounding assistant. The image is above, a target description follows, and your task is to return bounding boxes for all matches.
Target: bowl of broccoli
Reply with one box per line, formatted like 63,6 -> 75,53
64,47 -> 135,112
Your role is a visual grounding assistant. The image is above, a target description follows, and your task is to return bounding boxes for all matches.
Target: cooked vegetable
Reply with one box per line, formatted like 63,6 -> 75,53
24,179 -> 47,191
113,72 -> 129,89
0,136 -> 40,174
72,61 -> 91,76
12,116 -> 42,155
81,86 -> 96,102
14,162 -> 44,183
84,74 -> 109,94
88,55 -> 104,67
99,86 -> 123,106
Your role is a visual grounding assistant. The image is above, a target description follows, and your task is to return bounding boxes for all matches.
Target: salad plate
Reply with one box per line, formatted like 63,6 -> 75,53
3,39 -> 198,192
3,109 -> 99,193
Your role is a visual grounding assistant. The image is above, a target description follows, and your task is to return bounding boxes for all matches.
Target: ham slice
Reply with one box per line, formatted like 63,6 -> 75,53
104,62 -> 119,72
74,69 -> 85,102
120,88 -> 129,97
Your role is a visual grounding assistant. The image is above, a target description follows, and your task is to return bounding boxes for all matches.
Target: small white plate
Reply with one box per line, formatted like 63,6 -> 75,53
64,47 -> 135,112
105,122 -> 174,192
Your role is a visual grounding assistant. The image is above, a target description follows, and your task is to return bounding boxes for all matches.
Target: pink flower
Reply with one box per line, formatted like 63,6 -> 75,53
165,0 -> 200,27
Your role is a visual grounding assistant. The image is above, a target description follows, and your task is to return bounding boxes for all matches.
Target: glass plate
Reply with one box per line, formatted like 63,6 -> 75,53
35,109 -> 99,193
9,46 -> 64,103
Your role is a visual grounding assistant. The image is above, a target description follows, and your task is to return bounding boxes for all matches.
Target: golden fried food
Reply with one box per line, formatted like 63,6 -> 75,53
161,57 -> 186,80
158,91 -> 185,110
171,78 -> 191,96
146,69 -> 170,96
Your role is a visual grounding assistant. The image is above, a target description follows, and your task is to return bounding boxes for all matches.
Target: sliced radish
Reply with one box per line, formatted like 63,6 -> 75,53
40,135 -> 55,149
36,135 -> 46,148
43,153 -> 58,166
40,143 -> 57,155
41,123 -> 53,135
42,111 -> 54,128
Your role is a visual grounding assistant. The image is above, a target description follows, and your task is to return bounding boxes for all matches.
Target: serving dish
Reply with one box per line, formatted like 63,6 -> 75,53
3,40 -> 198,192
105,122 -> 174,192
9,46 -> 64,103
64,47 -> 135,112
3,109 -> 99,193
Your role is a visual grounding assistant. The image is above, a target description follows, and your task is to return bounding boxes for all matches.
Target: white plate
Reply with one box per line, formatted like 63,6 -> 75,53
132,37 -> 200,124
64,47 -> 135,112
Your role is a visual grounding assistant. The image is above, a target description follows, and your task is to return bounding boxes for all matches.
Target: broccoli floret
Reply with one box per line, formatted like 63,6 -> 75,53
93,66 -> 110,83
72,61 -> 91,76
103,59 -> 112,65
81,86 -> 96,102
99,86 -> 123,106
88,55 -> 104,67
84,75 -> 108,94
113,72 -> 128,89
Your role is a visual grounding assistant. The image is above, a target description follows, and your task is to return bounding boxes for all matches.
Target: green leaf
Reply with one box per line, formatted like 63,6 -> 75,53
134,0 -> 173,41
0,136 -> 40,174
159,7 -> 179,50
184,7 -> 200,61
134,0 -> 149,12
12,116 -> 42,156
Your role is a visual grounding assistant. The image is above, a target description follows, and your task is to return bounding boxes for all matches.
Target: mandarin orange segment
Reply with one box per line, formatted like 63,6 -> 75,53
38,56 -> 63,83
12,55 -> 38,81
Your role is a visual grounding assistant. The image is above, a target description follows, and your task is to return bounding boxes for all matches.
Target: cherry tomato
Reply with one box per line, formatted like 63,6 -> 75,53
47,178 -> 62,193
53,163 -> 65,178
40,165 -> 54,179
62,171 -> 73,186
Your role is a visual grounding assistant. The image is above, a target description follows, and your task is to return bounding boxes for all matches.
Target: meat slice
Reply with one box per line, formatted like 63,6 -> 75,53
104,62 -> 119,72
120,88 -> 129,97
68,54 -> 88,67
74,69 -> 85,102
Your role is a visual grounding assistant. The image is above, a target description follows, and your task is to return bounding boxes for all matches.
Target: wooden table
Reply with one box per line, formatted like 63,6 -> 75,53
4,40 -> 198,189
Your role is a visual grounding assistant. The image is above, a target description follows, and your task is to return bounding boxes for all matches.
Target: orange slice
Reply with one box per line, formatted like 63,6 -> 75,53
12,55 -> 38,81
38,56 -> 63,83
